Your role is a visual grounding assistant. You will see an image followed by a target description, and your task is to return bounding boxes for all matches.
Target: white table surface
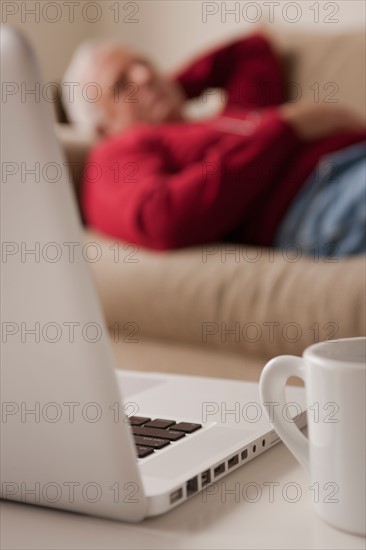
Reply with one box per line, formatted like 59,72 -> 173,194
2,437 -> 365,550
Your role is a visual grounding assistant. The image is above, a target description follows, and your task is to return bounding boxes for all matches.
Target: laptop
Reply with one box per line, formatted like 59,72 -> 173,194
0,25 -> 306,522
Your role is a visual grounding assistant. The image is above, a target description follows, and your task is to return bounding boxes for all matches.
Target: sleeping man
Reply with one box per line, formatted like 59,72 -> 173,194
62,33 -> 366,255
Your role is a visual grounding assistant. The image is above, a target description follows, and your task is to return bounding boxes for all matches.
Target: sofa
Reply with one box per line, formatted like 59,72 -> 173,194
54,28 -> 366,382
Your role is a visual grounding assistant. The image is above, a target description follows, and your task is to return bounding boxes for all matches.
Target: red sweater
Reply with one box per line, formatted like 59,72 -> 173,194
82,34 -> 365,250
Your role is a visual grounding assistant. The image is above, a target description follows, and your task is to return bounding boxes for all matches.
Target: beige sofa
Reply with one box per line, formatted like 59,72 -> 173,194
55,29 -> 366,382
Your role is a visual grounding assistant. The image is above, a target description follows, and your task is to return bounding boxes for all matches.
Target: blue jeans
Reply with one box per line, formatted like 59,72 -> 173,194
275,143 -> 366,257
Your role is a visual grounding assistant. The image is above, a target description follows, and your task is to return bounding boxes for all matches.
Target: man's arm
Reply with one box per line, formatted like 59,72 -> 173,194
172,32 -> 285,109
279,102 -> 365,141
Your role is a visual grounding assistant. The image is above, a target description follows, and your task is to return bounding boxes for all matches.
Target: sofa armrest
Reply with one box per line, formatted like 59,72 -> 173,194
54,123 -> 96,207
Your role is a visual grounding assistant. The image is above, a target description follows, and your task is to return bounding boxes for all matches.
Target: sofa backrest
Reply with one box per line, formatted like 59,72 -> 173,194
54,28 -> 365,124
54,28 -> 365,205
272,29 -> 365,117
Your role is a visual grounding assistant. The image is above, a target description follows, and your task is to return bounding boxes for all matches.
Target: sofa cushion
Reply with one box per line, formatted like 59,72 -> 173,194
86,230 -> 366,360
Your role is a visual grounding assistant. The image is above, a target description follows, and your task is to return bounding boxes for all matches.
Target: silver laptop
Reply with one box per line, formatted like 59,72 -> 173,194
0,25 -> 306,521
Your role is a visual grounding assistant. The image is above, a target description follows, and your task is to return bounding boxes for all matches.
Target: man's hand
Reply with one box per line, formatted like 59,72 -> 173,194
279,102 -> 364,140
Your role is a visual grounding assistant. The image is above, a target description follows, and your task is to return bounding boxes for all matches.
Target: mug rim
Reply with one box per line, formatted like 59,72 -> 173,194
304,337 -> 366,369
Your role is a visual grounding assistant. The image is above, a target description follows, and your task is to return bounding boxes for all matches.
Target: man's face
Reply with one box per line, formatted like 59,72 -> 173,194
86,45 -> 185,136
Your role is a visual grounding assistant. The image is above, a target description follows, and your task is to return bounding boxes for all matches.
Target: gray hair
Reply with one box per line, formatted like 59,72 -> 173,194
62,41 -> 113,132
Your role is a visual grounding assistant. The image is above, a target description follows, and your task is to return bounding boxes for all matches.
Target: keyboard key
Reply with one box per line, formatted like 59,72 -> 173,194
129,416 -> 151,426
144,419 -> 176,429
132,426 -> 185,441
171,422 -> 202,434
134,435 -> 170,449
136,446 -> 154,458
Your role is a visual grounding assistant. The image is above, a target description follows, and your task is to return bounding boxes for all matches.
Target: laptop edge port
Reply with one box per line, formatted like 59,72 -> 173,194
170,488 -> 183,504
214,462 -> 225,477
201,469 -> 211,487
186,476 -> 198,496
228,454 -> 239,468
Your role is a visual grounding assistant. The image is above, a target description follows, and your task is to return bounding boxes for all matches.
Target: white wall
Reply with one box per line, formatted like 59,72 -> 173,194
2,0 -> 365,79
94,0 -> 366,71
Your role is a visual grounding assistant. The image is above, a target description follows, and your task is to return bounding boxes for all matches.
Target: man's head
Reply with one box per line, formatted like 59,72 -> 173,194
62,41 -> 185,136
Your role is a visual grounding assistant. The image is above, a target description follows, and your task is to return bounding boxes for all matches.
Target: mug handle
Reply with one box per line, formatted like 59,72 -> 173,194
259,355 -> 310,475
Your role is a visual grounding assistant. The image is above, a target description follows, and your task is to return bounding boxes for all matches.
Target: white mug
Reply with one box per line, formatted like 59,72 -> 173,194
259,337 -> 366,536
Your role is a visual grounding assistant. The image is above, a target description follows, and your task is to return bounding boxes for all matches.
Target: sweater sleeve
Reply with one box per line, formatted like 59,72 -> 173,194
172,32 -> 285,109
82,112 -> 302,250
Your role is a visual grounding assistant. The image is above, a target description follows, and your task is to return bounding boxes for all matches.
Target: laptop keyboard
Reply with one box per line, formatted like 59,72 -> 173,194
129,416 -> 202,458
